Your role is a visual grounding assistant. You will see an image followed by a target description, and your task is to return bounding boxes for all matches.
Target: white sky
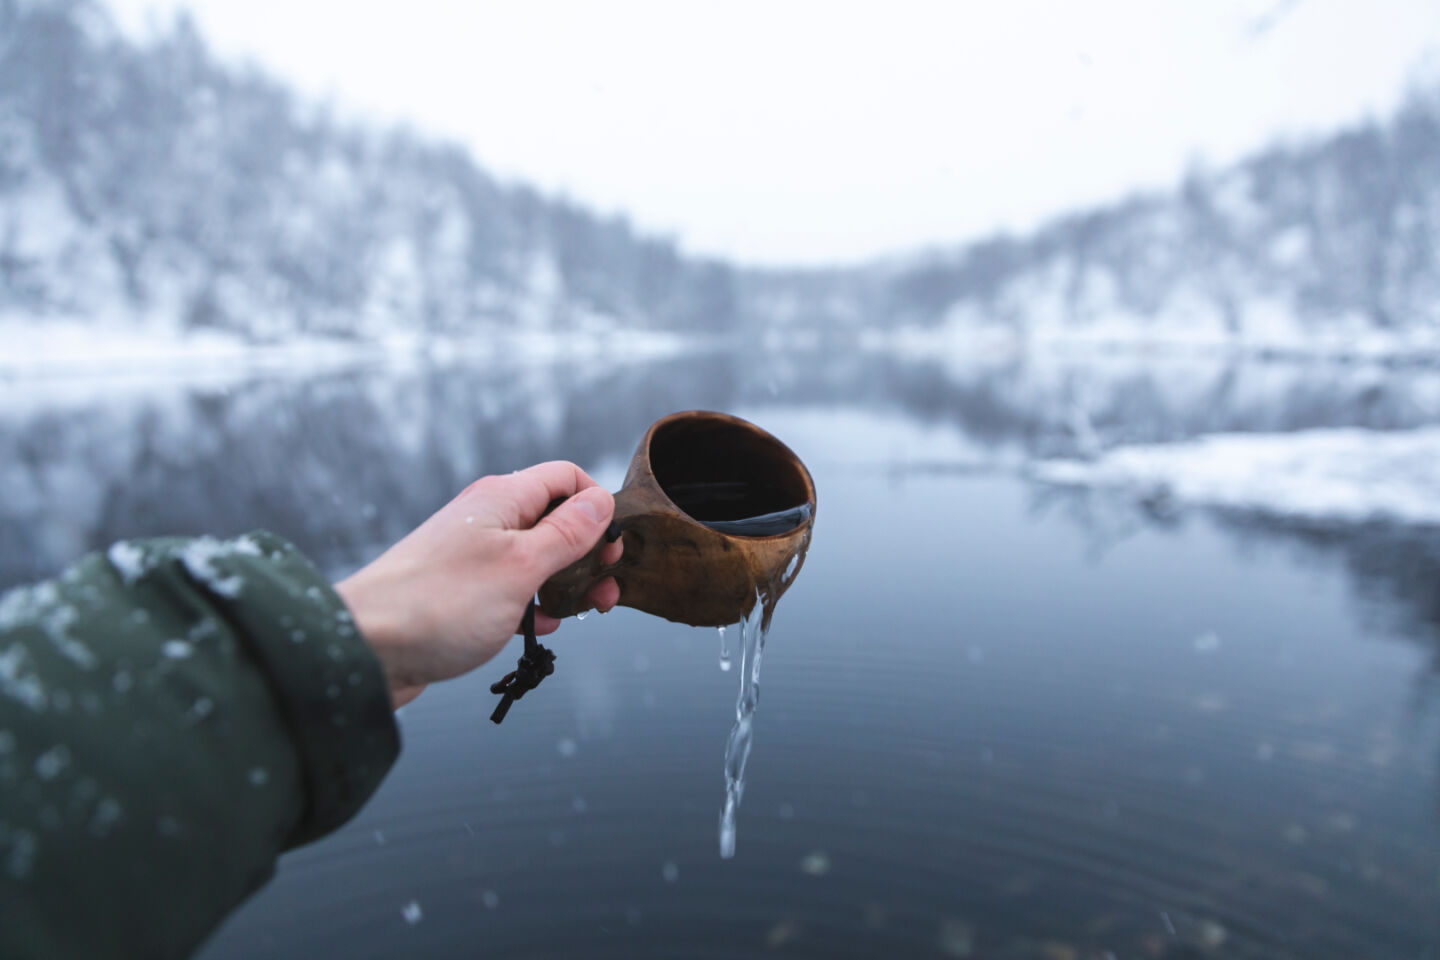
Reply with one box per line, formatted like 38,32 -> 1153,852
108,0 -> 1440,266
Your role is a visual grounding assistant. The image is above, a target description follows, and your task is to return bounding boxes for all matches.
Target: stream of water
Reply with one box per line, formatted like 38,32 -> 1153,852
718,591 -> 771,859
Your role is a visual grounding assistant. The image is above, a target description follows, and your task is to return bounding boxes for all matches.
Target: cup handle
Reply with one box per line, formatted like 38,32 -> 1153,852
538,485 -> 646,617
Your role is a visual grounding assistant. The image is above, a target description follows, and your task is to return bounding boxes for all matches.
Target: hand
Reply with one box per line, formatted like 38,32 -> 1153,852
334,461 -> 623,709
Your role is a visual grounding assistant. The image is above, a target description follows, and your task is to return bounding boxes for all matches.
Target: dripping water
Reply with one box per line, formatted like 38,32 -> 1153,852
717,625 -> 731,672
719,591 -> 770,859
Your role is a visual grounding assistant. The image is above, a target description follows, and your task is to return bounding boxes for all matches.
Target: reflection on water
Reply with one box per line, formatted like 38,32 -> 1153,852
3,348 -> 1439,957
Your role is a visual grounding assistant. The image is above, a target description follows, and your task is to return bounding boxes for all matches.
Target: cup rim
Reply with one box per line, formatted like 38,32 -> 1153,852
641,410 -> 815,542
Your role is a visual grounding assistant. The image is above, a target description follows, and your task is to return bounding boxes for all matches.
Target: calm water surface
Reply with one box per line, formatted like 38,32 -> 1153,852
2,350 -> 1437,958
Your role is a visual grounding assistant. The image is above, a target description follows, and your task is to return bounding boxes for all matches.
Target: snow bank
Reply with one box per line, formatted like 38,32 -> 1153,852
864,315 -> 1440,365
1034,428 -> 1440,526
0,319 -> 701,381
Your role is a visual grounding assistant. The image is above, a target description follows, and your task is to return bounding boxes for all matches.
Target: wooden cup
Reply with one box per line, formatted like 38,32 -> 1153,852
538,410 -> 816,627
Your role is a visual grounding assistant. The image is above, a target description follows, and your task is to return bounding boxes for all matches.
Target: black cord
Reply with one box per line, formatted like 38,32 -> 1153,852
489,599 -> 555,724
489,506 -> 622,725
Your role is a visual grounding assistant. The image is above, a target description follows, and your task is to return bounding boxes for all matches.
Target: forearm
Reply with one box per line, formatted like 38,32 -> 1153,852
0,533 -> 399,959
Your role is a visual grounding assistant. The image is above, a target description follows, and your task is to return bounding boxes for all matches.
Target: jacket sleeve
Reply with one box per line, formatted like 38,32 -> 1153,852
0,531 -> 401,960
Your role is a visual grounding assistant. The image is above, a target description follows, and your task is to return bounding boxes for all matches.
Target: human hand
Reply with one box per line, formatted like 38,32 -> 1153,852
334,461 -> 623,709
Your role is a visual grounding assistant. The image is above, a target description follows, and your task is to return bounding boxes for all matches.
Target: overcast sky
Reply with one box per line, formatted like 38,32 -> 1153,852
109,0 -> 1440,266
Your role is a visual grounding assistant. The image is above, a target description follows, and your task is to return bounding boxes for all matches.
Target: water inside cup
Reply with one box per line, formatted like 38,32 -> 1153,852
662,480 -> 813,536
648,417 -> 812,538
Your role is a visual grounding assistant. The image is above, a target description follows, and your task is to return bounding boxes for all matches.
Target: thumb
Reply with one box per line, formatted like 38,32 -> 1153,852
521,486 -> 615,576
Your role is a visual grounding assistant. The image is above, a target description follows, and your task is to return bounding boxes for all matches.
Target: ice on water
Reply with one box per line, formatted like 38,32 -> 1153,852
1035,427 -> 1440,526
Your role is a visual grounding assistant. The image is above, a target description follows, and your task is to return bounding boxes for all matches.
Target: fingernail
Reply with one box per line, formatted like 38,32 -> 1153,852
574,488 -> 605,524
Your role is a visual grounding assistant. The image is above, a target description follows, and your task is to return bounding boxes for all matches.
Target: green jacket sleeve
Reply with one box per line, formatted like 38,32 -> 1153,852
0,531 -> 401,959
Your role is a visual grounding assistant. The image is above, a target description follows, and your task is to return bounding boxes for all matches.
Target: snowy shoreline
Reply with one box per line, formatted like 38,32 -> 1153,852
0,320 -> 704,380
862,319 -> 1440,366
1034,427 -> 1440,528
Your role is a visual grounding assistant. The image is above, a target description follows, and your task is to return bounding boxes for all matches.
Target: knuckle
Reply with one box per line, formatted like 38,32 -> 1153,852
549,515 -> 590,555
459,475 -> 502,501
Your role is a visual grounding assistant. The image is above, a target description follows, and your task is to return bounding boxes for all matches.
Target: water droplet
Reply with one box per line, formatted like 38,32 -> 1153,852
766,919 -> 802,948
556,738 -> 577,758
661,861 -> 679,883
718,626 -> 731,672
401,900 -> 422,925
465,516 -> 475,525
6,829 -> 37,878
34,745 -> 70,781
938,917 -> 975,957
248,767 -> 269,787
799,851 -> 830,876
481,889 -> 499,909
161,640 -> 192,659
1197,919 -> 1228,949
88,797 -> 122,837
575,610 -> 588,621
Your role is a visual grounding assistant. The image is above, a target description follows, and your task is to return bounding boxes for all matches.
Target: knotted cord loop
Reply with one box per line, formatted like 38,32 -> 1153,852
489,601 -> 555,724
489,503 -> 622,725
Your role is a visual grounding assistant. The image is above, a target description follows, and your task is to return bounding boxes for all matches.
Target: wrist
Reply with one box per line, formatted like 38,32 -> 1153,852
334,571 -> 420,708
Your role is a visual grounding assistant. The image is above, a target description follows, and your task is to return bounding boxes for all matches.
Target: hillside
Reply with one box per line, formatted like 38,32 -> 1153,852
841,93 -> 1440,355
3,0 -> 1439,359
0,0 -> 738,347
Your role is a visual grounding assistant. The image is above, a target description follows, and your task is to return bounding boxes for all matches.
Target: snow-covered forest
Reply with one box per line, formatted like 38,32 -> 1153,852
3,0 -> 1440,359
0,0 -> 738,347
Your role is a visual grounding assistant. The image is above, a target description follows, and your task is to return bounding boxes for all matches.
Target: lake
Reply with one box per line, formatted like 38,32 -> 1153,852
3,346 -> 1438,958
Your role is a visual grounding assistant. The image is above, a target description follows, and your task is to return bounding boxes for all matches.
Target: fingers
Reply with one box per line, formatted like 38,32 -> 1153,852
520,577 -> 617,636
587,576 -> 620,612
505,461 -> 599,528
519,486 -> 615,577
531,611 -> 561,636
